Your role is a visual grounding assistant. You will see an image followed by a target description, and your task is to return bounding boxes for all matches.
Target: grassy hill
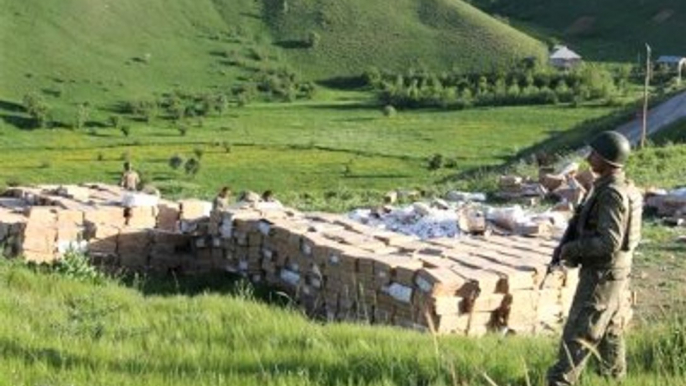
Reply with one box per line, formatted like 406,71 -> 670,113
470,0 -> 686,61
262,0 -> 547,79
0,0 -> 546,113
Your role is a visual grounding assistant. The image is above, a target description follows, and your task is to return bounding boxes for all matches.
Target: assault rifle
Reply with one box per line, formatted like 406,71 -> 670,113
539,215 -> 578,290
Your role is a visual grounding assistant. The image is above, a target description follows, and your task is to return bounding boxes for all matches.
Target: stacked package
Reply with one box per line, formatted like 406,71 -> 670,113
645,187 -> 686,226
205,208 -> 579,335
1,184 -> 580,336
496,175 -> 547,205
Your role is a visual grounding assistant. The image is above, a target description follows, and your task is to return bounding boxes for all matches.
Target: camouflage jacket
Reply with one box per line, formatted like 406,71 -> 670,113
562,171 -> 642,271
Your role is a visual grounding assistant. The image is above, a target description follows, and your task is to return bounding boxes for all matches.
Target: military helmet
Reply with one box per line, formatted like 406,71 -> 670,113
589,131 -> 631,167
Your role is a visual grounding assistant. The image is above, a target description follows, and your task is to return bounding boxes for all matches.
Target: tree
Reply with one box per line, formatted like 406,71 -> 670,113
428,153 -> 443,170
22,93 -> 51,128
307,31 -> 321,49
184,157 -> 201,176
168,154 -> 184,170
74,103 -> 90,130
109,115 -> 122,129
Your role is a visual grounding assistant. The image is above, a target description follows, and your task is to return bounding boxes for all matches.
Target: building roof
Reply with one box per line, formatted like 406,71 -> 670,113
550,46 -> 581,60
656,56 -> 686,64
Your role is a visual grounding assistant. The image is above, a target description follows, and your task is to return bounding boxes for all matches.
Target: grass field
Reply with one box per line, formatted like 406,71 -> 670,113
0,0 -> 545,118
0,98 -> 617,209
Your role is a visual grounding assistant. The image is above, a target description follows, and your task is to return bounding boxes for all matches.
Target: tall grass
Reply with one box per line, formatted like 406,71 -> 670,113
1,258 -> 685,385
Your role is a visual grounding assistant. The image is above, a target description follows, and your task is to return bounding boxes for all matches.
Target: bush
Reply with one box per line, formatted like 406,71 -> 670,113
22,92 -> 51,128
382,105 -> 397,117
184,157 -> 201,176
109,115 -> 121,129
193,147 -> 205,159
53,250 -> 107,284
120,125 -> 131,137
178,125 -> 189,136
168,154 -> 184,170
307,31 -> 321,48
428,153 -> 443,170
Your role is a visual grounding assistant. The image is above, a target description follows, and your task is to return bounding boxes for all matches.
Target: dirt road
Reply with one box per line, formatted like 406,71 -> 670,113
616,90 -> 686,145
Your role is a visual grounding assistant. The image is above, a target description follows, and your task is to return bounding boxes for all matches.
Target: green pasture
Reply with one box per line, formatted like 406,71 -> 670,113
0,100 -> 616,208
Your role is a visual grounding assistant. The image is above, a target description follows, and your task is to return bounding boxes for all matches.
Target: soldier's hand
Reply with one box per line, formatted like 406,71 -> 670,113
551,246 -> 562,266
559,243 -> 580,268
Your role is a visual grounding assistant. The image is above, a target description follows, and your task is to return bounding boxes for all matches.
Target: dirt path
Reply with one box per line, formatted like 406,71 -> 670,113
616,90 -> 686,145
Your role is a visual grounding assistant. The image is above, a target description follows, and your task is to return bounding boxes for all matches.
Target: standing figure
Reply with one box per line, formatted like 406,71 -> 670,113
213,186 -> 232,211
120,162 -> 140,191
547,131 -> 643,386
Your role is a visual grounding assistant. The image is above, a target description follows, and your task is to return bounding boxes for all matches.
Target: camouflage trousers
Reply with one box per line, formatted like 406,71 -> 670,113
547,267 -> 633,386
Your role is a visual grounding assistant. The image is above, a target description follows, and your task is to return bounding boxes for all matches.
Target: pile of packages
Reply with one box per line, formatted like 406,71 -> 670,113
496,162 -> 595,207
204,209 -> 577,335
349,193 -> 571,240
0,184 -> 198,271
645,187 -> 686,226
0,183 -> 580,336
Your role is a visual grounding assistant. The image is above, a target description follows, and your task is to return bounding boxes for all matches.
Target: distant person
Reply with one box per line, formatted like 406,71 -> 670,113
261,190 -> 276,202
259,189 -> 283,209
213,186 -> 231,211
238,190 -> 261,204
546,131 -> 643,386
119,162 -> 140,191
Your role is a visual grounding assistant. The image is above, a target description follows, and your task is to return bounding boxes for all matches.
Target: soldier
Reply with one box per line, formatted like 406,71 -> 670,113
547,131 -> 643,386
119,162 -> 140,191
213,186 -> 231,211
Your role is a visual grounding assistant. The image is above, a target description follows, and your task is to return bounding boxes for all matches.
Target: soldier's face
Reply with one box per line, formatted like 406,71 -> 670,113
587,151 -> 606,174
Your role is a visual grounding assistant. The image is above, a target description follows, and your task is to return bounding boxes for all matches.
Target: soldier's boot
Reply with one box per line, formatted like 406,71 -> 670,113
546,339 -> 592,386
598,331 -> 627,380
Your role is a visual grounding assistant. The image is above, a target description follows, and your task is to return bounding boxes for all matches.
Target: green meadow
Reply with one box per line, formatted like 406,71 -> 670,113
0,99 -> 617,208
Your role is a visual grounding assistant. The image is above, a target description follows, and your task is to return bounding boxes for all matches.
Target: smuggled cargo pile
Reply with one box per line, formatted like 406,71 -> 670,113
497,162 -> 595,206
645,187 -> 686,227
0,184 -> 578,336
348,196 -> 572,239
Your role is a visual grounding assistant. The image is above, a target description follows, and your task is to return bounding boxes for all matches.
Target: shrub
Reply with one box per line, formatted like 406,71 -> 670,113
22,92 -> 51,128
193,147 -> 204,159
120,125 -> 131,137
53,250 -> 106,284
109,115 -> 121,129
96,152 -> 105,161
74,103 -> 89,130
169,154 -> 184,170
428,153 -> 443,170
382,105 -> 397,117
184,157 -> 201,176
178,125 -> 189,136
307,31 -> 321,48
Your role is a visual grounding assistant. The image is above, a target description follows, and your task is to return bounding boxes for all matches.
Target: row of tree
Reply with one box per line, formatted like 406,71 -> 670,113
365,63 -> 627,109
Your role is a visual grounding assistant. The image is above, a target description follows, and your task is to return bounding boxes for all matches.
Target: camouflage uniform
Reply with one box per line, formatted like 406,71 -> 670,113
547,171 -> 642,386
213,195 -> 229,211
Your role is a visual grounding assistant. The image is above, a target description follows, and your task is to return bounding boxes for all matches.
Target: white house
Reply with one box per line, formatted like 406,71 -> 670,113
656,55 -> 686,83
549,46 -> 582,70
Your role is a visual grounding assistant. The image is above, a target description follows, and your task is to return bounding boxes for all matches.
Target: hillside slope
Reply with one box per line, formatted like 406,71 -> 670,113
262,0 -> 547,78
470,0 -> 686,61
0,0 -> 545,110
